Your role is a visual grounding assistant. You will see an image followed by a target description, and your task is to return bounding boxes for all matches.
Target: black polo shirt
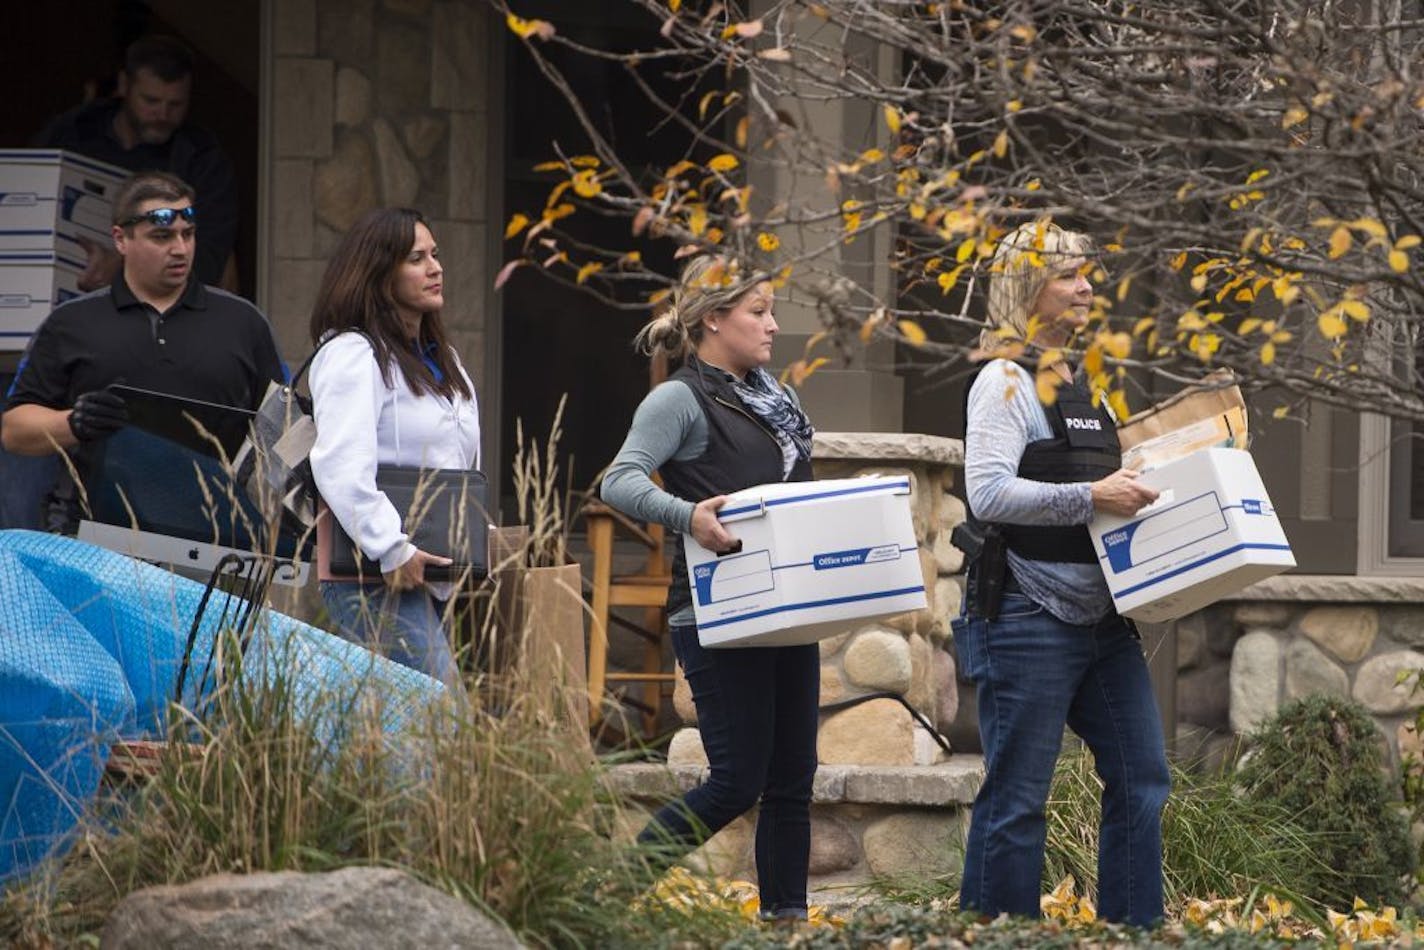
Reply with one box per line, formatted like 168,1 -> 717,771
5,274 -> 283,531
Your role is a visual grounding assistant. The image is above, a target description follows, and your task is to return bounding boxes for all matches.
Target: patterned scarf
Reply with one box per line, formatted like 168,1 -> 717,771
731,367 -> 815,478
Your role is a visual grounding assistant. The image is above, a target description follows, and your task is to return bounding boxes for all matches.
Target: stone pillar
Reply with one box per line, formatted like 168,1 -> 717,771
261,0 -> 496,412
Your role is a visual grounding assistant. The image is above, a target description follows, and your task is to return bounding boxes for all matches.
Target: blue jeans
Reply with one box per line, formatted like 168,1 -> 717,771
955,592 -> 1170,927
638,624 -> 820,918
319,581 -> 458,689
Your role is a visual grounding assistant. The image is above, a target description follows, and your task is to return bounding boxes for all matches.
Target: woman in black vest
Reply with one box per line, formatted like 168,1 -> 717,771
954,222 -> 1170,927
601,255 -> 818,923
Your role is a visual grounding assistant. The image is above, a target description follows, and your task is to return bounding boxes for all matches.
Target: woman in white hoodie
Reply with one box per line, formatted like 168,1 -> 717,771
308,207 -> 480,688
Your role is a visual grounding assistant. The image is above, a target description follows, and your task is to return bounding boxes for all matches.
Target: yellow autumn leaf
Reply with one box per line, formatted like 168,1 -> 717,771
571,169 -> 602,198
698,90 -> 718,120
1169,251 -> 1188,271
937,265 -> 966,294
1396,234 -> 1422,249
1036,371 -> 1063,406
569,155 -> 600,168
506,13 -> 554,40
1318,311 -> 1347,339
504,213 -> 530,240
575,261 -> 603,284
883,104 -> 902,135
1238,317 -> 1262,336
734,116 -> 749,148
992,130 -> 1009,158
955,237 -> 976,263
707,153 -> 740,173
1340,299 -> 1370,321
859,307 -> 886,343
756,232 -> 780,251
898,320 -> 927,345
1351,217 -> 1388,240
1261,341 -> 1277,364
1190,272 -> 1208,293
1328,226 -> 1352,259
1108,388 -> 1130,421
669,0 -> 681,10
1282,106 -> 1308,128
1133,317 -> 1155,337
687,205 -> 708,236
1103,332 -> 1132,359
531,160 -> 564,173
1389,249 -> 1410,272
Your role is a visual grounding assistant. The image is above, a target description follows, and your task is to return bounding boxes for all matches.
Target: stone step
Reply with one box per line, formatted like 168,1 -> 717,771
604,756 -> 984,808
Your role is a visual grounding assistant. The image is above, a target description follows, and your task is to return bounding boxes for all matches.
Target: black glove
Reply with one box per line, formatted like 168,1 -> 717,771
67,389 -> 129,442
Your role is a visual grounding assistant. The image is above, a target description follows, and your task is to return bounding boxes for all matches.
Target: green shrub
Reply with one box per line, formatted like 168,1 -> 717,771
1045,745 -> 1333,915
1234,694 -> 1414,909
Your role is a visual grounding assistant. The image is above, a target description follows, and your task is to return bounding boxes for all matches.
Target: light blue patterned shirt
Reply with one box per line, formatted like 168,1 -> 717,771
964,359 -> 1114,625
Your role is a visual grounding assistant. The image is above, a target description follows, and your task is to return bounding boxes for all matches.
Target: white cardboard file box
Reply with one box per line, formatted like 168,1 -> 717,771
0,150 -> 127,253
1090,447 -> 1294,623
0,251 -> 84,351
684,475 -> 927,648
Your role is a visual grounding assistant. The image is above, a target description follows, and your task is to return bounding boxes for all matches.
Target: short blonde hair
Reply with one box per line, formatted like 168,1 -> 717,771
634,255 -> 769,360
981,220 -> 1095,351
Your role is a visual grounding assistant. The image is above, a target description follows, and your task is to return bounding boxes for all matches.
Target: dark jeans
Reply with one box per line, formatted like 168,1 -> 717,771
638,623 -> 820,917
954,592 -> 1170,927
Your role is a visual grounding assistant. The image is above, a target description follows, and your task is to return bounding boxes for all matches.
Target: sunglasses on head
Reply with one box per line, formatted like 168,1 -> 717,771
119,206 -> 197,228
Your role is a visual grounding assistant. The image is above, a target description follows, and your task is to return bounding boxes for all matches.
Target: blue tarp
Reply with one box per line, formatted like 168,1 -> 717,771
0,530 -> 444,883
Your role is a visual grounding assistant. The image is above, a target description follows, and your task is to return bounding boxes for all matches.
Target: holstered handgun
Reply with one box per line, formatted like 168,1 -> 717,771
951,519 -> 1008,620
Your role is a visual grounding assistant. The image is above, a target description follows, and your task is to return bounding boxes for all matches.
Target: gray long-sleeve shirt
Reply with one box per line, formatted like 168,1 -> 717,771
601,377 -> 805,627
964,359 -> 1114,624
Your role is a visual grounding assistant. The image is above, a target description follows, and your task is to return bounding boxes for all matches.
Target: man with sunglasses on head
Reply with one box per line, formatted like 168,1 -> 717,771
1,171 -> 283,534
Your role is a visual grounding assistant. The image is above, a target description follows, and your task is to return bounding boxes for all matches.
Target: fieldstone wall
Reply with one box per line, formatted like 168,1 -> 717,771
1172,575 -> 1424,774
266,0 -> 494,374
657,431 -> 977,887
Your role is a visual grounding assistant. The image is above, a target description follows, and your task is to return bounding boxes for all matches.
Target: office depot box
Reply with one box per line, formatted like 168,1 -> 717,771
0,250 -> 84,351
0,150 -> 127,253
1090,447 -> 1294,623
684,476 -> 927,648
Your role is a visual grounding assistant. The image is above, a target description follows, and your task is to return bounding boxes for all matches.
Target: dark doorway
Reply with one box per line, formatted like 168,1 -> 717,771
498,2 -> 718,519
3,1 -> 260,302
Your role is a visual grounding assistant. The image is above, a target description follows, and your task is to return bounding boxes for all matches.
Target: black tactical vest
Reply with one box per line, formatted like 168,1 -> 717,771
660,358 -> 814,617
965,366 -> 1121,564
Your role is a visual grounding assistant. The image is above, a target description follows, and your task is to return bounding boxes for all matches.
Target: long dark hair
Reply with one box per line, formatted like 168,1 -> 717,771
308,207 -> 471,401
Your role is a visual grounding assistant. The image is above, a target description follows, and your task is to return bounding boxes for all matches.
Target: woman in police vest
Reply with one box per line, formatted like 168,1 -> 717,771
955,221 -> 1169,927
601,254 -> 818,923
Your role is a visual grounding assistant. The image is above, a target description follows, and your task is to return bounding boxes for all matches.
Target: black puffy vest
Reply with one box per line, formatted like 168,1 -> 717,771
660,358 -> 814,616
966,367 -> 1121,564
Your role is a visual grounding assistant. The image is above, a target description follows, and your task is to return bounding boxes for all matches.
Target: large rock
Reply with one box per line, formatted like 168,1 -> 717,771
905,634 -> 935,716
933,647 -> 958,728
334,66 -> 371,127
1229,631 -> 1281,735
861,812 -> 962,878
820,662 -> 849,706
373,118 -> 420,207
1177,664 -> 1230,732
1233,602 -> 1293,629
1353,650 -> 1424,715
934,490 -> 967,540
314,129 -> 378,231
1175,613 -> 1206,670
932,528 -> 963,575
813,432 -> 963,468
1299,606 -> 1378,663
1382,607 -> 1424,649
808,815 -> 861,875
843,628 -> 912,693
818,699 -> 915,766
1284,638 -> 1349,700
672,663 -> 695,724
686,814 -> 753,879
100,867 -> 522,949
666,726 -> 708,767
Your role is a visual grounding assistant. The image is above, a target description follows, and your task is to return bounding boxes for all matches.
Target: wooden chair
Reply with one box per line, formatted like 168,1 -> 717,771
585,353 -> 673,736
584,498 -> 674,735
